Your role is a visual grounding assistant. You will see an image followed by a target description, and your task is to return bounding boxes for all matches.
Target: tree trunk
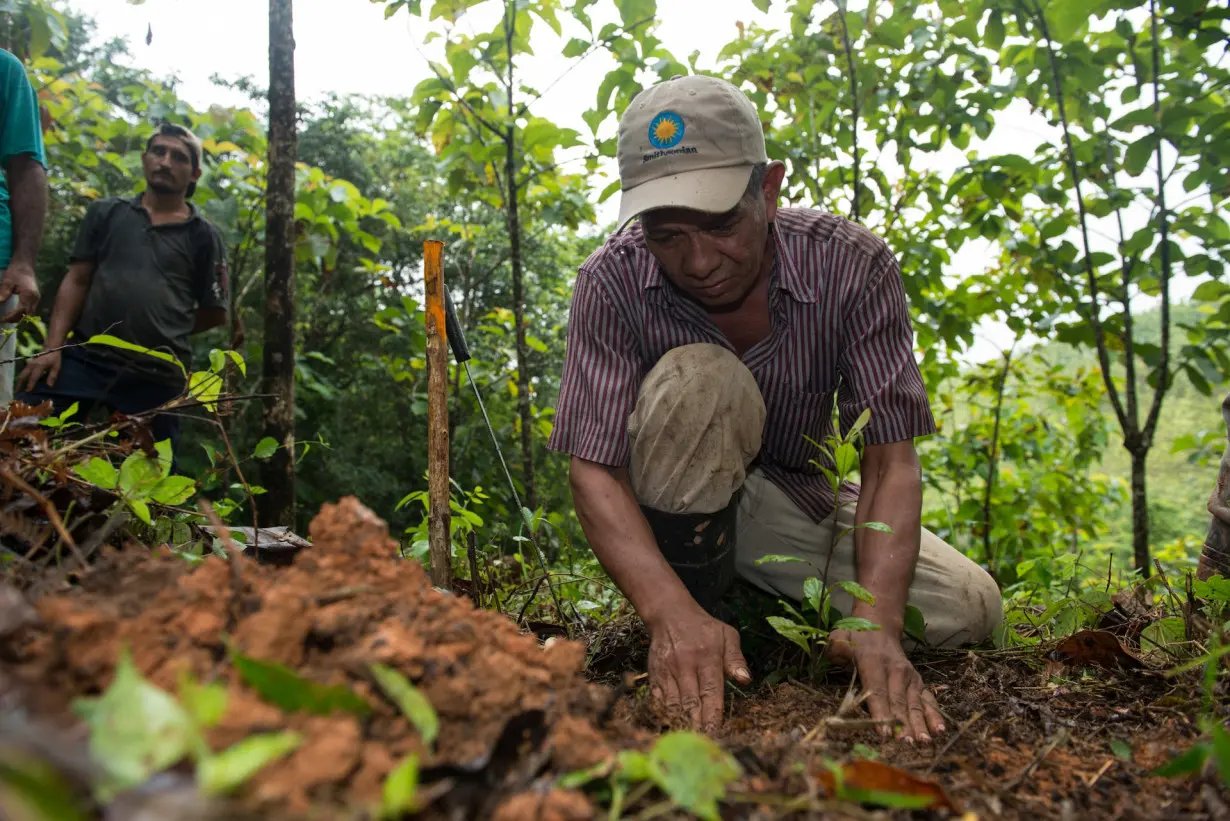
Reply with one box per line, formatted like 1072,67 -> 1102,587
258,0 -> 297,527
1130,449 -> 1151,577
505,140 -> 536,515
503,4 -> 536,516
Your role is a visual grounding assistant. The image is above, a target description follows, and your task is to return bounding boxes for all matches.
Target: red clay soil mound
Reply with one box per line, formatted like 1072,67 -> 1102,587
1,496 -> 641,819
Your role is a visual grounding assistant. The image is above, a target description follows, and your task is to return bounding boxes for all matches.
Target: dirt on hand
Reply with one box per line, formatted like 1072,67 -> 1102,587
1,496 -> 645,818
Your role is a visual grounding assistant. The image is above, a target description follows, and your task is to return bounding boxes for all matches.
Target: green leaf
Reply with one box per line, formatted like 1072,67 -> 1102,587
803,577 -> 824,613
72,648 -> 198,801
1211,723 -> 1230,787
836,581 -> 876,606
231,648 -> 372,717
189,370 -> 223,411
751,0 -> 769,10
197,732 -> 303,796
1141,617 -> 1186,655
86,334 -> 184,373
119,451 -> 163,497
985,10 -> 1005,50
831,617 -> 881,632
834,442 -> 859,477
151,475 -> 196,506
598,177 -> 621,203
562,37 -> 589,58
381,755 -> 420,817
369,664 -> 439,747
859,521 -> 894,534
127,499 -> 152,526
226,350 -> 247,376
1124,135 -> 1158,177
254,437 -> 279,460
1047,0 -> 1098,42
647,732 -> 742,821
766,616 -> 815,654
754,553 -> 807,566
1110,739 -> 1133,761
1153,742 -> 1210,778
847,408 -> 872,438
904,605 -> 926,643
178,670 -> 228,729
74,457 -> 118,490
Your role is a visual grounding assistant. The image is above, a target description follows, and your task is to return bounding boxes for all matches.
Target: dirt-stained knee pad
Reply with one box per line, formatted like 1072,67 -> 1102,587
627,343 -> 765,515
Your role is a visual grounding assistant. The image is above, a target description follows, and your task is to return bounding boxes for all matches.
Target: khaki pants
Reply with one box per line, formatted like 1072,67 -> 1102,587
627,344 -> 1003,649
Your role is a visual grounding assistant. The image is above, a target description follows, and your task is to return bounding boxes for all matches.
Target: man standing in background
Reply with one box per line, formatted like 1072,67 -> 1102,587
0,47 -> 48,405
15,123 -> 228,460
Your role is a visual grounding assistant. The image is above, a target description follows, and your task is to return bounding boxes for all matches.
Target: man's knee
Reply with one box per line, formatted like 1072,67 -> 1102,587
627,344 -> 765,514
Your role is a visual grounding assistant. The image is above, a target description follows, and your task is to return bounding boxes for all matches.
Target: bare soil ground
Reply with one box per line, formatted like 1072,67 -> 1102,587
1,496 -> 1226,820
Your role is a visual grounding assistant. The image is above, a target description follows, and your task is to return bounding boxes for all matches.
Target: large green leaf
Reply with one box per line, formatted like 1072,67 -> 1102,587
370,664 -> 439,747
231,649 -> 373,717
197,732 -> 303,796
1046,0 -> 1098,42
72,648 -> 198,800
647,732 -> 742,821
381,755 -> 421,817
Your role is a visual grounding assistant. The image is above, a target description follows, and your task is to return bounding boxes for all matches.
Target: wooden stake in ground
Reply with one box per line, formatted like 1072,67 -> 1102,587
424,240 -> 452,590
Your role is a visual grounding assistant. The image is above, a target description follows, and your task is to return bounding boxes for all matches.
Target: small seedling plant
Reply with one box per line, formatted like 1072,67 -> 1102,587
756,406 -> 925,665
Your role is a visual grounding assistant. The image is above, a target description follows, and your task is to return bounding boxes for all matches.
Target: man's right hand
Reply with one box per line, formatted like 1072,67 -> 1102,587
647,604 -> 752,732
18,349 -> 61,392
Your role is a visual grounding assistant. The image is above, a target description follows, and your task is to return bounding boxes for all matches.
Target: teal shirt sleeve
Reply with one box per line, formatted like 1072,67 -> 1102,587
0,49 -> 45,168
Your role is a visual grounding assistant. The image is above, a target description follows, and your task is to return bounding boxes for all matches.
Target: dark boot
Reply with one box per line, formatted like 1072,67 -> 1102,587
640,490 -> 740,620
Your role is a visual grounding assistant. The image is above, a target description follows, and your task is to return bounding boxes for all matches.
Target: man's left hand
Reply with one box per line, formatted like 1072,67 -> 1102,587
0,262 -> 40,323
827,626 -> 945,744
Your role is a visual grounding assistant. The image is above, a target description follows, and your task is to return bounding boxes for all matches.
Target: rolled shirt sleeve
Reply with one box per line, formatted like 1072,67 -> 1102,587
546,270 -> 642,467
0,52 -> 45,168
837,249 -> 937,445
70,199 -> 110,263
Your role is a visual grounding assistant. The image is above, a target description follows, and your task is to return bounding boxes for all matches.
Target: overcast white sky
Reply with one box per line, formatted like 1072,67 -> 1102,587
63,0 -> 1201,362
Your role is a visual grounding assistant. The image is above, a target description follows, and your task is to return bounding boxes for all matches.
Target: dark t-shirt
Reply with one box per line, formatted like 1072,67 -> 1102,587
70,195 -> 229,384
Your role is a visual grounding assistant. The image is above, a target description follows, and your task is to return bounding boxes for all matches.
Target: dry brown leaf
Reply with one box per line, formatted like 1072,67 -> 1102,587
1048,629 -> 1143,670
816,759 -> 959,813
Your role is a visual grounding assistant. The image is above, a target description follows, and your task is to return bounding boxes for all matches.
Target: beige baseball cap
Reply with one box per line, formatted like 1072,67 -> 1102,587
615,74 -> 768,230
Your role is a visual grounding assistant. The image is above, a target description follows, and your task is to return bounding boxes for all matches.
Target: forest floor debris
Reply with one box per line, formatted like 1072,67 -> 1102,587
0,490 -> 1226,820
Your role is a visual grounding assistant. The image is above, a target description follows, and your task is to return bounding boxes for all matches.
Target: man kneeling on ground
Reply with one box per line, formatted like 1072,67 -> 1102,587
547,75 -> 1003,741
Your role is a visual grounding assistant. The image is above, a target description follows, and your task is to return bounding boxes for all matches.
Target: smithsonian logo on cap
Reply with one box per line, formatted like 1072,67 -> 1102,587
643,110 -> 697,162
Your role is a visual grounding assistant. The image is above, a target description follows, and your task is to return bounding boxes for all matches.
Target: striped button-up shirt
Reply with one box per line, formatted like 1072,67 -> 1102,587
546,207 -> 936,523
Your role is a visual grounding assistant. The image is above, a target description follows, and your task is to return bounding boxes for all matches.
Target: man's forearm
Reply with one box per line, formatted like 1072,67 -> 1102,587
44,278 -> 89,347
569,457 -> 699,628
6,156 -> 46,270
850,455 -> 923,632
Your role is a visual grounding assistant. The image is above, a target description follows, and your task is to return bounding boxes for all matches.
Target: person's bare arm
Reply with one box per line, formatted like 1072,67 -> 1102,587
43,261 -> 94,349
569,456 -> 750,730
0,154 -> 47,321
193,306 -> 226,333
827,440 -> 944,743
17,261 -> 94,391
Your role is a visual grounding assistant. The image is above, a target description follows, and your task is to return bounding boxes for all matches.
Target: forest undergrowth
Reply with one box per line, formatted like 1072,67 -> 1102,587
0,400 -> 1227,821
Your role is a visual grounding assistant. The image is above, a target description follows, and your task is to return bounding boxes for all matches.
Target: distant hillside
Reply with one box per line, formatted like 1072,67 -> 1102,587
1028,302 -> 1223,551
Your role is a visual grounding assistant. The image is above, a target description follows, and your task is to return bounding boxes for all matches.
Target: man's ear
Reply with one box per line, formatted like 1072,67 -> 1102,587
762,161 -> 787,222
191,166 -> 203,182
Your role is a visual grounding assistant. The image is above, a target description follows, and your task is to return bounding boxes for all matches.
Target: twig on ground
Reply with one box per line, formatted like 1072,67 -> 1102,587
1005,728 -> 1069,791
1087,758 -> 1115,787
516,575 -> 546,625
926,710 -> 984,775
